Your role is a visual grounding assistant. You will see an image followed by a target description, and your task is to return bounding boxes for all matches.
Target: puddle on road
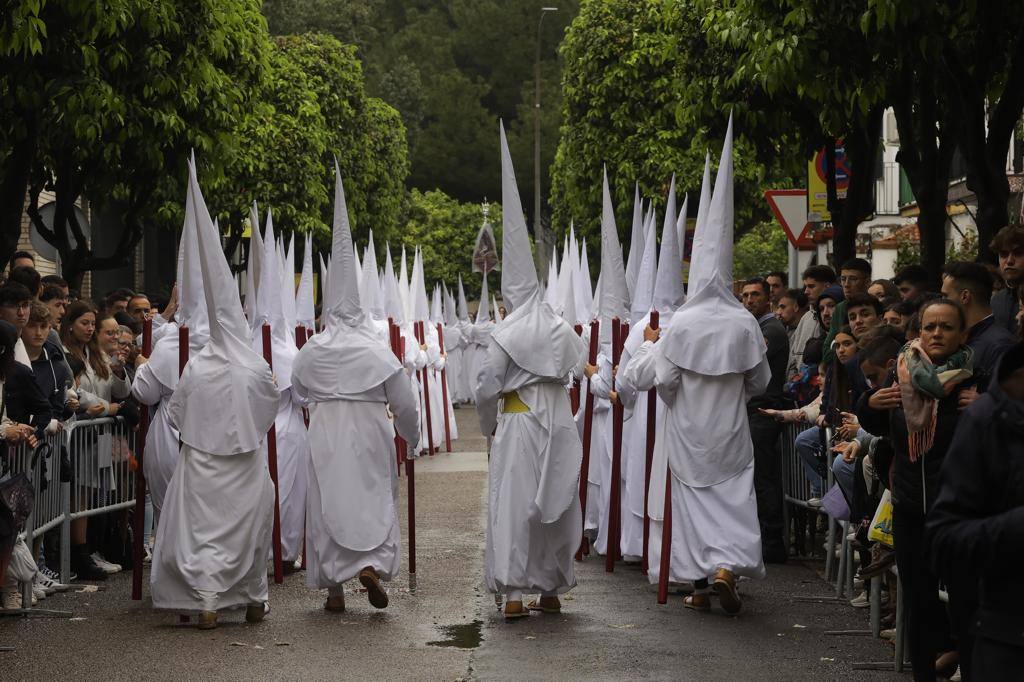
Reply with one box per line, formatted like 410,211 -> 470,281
426,620 -> 483,649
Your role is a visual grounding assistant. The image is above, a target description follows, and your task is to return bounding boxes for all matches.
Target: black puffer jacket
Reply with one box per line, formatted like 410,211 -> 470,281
926,344 -> 1024,652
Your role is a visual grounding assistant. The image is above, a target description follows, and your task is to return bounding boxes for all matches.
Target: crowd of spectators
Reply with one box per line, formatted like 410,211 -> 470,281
750,225 -> 1024,680
0,250 -> 174,609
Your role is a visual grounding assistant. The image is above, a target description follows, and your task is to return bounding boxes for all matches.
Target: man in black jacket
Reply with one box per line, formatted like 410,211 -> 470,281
927,342 -> 1024,680
742,277 -> 790,563
942,261 -> 1016,393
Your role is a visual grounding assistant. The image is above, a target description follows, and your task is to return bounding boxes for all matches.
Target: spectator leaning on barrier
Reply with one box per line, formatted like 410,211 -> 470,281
22,302 -> 72,432
741,277 -> 790,564
989,225 -> 1023,335
60,302 -> 132,580
927,341 -> 1024,680
941,261 -> 1017,393
857,298 -> 975,681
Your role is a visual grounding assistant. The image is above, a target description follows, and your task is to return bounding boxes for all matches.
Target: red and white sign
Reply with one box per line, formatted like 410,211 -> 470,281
765,189 -> 812,248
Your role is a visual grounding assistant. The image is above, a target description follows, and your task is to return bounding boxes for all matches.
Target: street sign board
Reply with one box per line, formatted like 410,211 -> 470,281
765,189 -> 812,248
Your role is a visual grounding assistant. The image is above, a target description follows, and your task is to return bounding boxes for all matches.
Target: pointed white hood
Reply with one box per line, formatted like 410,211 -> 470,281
457,275 -> 470,323
412,248 -> 431,322
147,161 -> 210,388
292,163 -> 403,400
624,183 -> 644,303
629,205 -> 658,321
497,124 -> 539,311
281,233 -> 297,331
660,115 -> 765,376
360,231 -> 385,320
243,201 -> 261,327
399,247 -> 411,323
296,234 -> 315,330
382,244 -> 404,323
251,210 -> 296,390
168,159 -> 278,456
475,273 -> 491,324
653,180 -> 686,315
597,168 -> 629,341
491,121 -> 582,379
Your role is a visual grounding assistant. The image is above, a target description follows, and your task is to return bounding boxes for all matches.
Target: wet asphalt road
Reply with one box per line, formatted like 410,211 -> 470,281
1,409 -> 899,680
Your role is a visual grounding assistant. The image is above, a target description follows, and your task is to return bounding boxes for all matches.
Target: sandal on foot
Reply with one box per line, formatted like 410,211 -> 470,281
358,568 -> 389,609
714,568 -> 742,615
683,593 -> 711,612
527,596 -> 561,613
504,600 -> 529,619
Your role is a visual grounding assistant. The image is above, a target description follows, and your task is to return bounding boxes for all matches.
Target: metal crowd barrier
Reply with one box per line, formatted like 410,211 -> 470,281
1,417 -> 136,610
780,423 -> 910,674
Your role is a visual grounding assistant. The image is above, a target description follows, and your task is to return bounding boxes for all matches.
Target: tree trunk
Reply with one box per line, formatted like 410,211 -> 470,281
0,134 -> 36,267
827,107 -> 883,269
916,191 -> 950,278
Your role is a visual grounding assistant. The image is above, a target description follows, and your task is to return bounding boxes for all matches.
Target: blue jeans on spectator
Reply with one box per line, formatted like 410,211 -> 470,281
831,453 -> 856,500
795,427 -> 825,497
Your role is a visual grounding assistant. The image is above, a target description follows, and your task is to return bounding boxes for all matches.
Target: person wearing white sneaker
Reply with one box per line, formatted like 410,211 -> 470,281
90,552 -> 121,574
39,565 -> 70,592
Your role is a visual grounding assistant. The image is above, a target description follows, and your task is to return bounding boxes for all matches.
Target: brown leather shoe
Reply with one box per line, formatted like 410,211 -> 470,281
325,594 -> 346,612
527,596 -> 561,613
683,593 -> 711,612
197,610 -> 218,630
504,600 -> 529,619
713,568 -> 742,615
359,567 -> 389,609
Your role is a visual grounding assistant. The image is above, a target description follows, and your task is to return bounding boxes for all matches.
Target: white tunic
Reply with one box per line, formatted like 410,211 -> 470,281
268,388 -> 309,563
477,342 -> 583,595
131,361 -> 178,513
623,339 -> 770,582
150,444 -> 274,612
295,372 -> 419,588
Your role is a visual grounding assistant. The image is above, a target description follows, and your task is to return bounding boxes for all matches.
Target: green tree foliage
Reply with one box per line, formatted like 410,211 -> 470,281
2,0 -> 268,286
261,0 -> 578,222
550,0 -> 804,255
398,189 -> 502,295
216,33 -> 409,250
733,222 -> 788,281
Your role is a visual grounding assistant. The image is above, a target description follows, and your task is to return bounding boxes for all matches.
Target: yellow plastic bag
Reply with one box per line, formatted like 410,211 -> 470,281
868,489 -> 895,548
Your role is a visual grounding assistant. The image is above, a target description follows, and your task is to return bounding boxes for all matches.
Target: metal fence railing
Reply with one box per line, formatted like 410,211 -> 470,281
1,417 -> 136,611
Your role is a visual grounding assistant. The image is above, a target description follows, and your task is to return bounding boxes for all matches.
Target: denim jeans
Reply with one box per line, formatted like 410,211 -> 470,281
794,427 -> 825,497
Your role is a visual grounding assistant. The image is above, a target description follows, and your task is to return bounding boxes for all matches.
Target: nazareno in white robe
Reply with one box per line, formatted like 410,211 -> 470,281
266,387 -> 309,563
150,443 -> 275,613
293,368 -> 420,588
622,339 -> 770,584
477,340 -> 583,596
131,359 -> 179,515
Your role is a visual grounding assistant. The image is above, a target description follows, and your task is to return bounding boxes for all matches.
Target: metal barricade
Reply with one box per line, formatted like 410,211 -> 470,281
61,417 -> 138,584
1,429 -> 66,612
780,421 -> 823,558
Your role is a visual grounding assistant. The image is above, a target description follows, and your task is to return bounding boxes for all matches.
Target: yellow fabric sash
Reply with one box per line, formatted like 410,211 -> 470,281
501,391 -> 530,413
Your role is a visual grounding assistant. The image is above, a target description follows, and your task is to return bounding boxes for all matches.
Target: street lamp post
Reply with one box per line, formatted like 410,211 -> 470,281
534,6 -> 557,281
